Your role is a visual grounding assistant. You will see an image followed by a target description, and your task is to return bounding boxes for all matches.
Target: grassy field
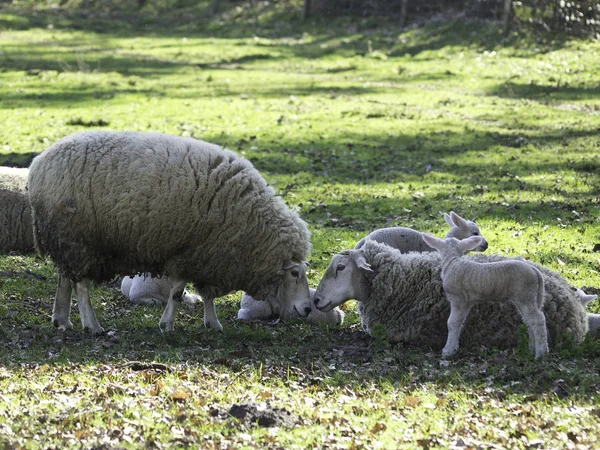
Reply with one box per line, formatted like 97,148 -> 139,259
1,1 -> 600,448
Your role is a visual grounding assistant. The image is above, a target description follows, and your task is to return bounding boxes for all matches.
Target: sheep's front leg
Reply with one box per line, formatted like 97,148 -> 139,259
442,296 -> 472,358
159,279 -> 187,332
52,274 -> 73,331
204,297 -> 223,332
76,279 -> 105,336
515,302 -> 549,359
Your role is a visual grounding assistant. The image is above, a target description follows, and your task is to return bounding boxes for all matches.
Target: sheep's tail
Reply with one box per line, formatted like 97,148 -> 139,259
534,266 -> 545,309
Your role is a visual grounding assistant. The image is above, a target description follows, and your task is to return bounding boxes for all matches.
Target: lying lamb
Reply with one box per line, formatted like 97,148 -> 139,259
238,288 -> 345,325
121,275 -> 200,306
0,189 -> 34,253
314,240 -> 587,353
28,131 -> 312,335
355,211 -> 488,252
422,234 -> 548,359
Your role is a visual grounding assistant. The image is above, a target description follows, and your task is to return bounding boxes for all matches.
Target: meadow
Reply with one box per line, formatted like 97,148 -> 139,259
1,1 -> 600,448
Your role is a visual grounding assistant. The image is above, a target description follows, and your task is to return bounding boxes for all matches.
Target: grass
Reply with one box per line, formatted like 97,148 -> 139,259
1,1 -> 600,448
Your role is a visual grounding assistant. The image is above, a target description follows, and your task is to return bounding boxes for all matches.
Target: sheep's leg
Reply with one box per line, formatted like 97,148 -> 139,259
158,279 -> 187,332
515,302 -> 549,359
203,297 -> 223,332
52,274 -> 73,331
442,297 -> 472,358
75,279 -> 105,336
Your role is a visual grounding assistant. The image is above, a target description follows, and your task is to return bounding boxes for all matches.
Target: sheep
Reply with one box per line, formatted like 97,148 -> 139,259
238,288 -> 345,325
0,189 -> 34,253
28,131 -> 312,335
120,275 -> 200,306
0,166 -> 28,192
422,234 -> 548,359
313,240 -> 587,354
354,211 -> 488,252
576,288 -> 600,335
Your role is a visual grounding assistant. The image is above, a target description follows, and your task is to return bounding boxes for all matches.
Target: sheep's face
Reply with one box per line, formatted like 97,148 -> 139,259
314,250 -> 372,312
444,211 -> 488,252
277,262 -> 312,318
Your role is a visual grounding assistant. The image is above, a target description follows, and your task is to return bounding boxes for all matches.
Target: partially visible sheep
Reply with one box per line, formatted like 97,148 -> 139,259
355,211 -> 488,252
121,275 -> 200,306
422,234 -> 548,359
576,288 -> 600,335
0,167 -> 28,192
0,189 -> 34,253
238,288 -> 345,325
28,131 -> 312,335
314,240 -> 587,352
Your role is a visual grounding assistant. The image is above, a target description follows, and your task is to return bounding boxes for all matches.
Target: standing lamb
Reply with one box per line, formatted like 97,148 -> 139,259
313,240 -> 587,353
354,211 -> 488,252
0,189 -> 34,253
28,131 -> 312,335
238,288 -> 345,325
422,234 -> 548,359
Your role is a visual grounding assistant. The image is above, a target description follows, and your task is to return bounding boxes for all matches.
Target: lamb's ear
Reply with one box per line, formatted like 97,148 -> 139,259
580,293 -> 597,306
422,233 -> 442,250
352,251 -> 374,274
457,236 -> 485,253
444,213 -> 454,228
449,211 -> 468,228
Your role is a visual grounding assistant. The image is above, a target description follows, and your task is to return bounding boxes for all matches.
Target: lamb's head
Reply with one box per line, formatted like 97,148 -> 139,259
313,249 -> 373,312
444,211 -> 488,252
422,234 -> 487,258
575,287 -> 597,307
275,261 -> 312,318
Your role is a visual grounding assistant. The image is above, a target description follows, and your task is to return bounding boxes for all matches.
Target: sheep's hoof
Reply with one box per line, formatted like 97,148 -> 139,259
159,321 -> 174,333
83,326 -> 105,336
204,320 -> 223,333
53,318 -> 73,331
441,348 -> 457,359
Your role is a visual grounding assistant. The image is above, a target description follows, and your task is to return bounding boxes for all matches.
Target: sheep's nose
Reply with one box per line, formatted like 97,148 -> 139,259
314,296 -> 321,305
304,306 -> 312,315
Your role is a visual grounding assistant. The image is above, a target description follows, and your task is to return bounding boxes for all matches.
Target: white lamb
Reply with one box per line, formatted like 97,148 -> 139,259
576,288 -> 600,335
422,234 -> 549,359
121,275 -> 201,306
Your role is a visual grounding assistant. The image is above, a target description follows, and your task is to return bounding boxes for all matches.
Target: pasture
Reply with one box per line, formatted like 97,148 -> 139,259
1,1 -> 600,448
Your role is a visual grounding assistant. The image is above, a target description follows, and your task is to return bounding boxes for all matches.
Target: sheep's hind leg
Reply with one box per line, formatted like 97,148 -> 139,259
52,274 -> 74,331
203,296 -> 223,332
75,279 -> 105,336
442,297 -> 472,358
159,279 -> 187,332
515,302 -> 549,359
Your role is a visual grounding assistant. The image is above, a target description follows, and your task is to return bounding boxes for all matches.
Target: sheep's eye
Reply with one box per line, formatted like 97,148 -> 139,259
473,232 -> 480,236
291,270 -> 299,278
336,264 -> 345,272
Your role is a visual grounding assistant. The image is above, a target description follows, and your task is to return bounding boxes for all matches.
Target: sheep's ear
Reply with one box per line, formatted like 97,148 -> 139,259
444,213 -> 454,228
449,211 -> 468,228
422,233 -> 441,249
457,236 -> 485,253
352,251 -> 374,273
282,261 -> 300,270
580,293 -> 597,306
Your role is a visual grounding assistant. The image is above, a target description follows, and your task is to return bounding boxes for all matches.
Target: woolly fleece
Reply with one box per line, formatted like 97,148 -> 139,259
0,189 -> 34,253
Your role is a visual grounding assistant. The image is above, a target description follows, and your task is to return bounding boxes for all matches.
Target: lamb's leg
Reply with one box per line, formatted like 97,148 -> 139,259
75,279 -> 105,336
515,302 -> 549,359
442,297 -> 472,358
52,274 -> 73,331
203,297 -> 223,332
158,279 -> 187,332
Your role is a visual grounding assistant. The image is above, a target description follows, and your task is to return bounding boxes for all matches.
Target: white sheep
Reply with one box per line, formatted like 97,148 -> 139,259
576,288 -> 600,335
28,131 -> 312,335
0,166 -> 28,192
238,288 -> 345,325
422,234 -> 549,359
121,275 -> 200,306
0,189 -> 34,253
355,211 -> 488,252
314,240 -> 587,353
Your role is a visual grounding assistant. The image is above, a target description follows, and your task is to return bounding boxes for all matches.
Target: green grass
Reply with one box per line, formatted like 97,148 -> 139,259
1,1 -> 600,448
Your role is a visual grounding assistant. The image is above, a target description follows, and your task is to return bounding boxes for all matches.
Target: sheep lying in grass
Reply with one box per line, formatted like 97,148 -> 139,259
576,288 -> 600,335
422,234 -> 548,359
28,131 -> 312,335
0,189 -> 34,253
238,288 -> 345,325
121,275 -> 201,306
355,211 -> 488,252
0,167 -> 28,192
314,240 -> 587,353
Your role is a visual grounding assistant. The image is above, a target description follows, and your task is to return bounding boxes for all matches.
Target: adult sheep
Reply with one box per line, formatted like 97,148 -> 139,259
0,166 -> 28,192
314,240 -> 587,352
0,189 -> 34,253
28,131 -> 312,335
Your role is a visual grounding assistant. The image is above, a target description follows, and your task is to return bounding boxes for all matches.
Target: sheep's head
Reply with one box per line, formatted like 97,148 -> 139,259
314,249 -> 373,312
276,261 -> 312,318
422,234 -> 486,258
575,287 -> 597,307
444,211 -> 488,252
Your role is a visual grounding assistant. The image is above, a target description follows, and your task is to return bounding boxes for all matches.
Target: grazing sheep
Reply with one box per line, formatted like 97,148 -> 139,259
121,275 -> 200,306
0,167 -> 28,192
0,189 -> 34,253
28,131 -> 312,335
314,240 -> 587,353
422,234 -> 548,359
238,288 -> 345,325
355,211 -> 488,252
576,288 -> 600,335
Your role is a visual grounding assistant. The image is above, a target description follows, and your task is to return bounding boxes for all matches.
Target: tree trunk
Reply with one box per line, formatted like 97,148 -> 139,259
502,0 -> 512,36
303,0 -> 312,20
209,0 -> 220,16
399,0 -> 408,27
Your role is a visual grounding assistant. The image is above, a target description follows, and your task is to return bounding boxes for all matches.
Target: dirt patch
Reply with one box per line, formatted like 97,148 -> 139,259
211,402 -> 298,428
